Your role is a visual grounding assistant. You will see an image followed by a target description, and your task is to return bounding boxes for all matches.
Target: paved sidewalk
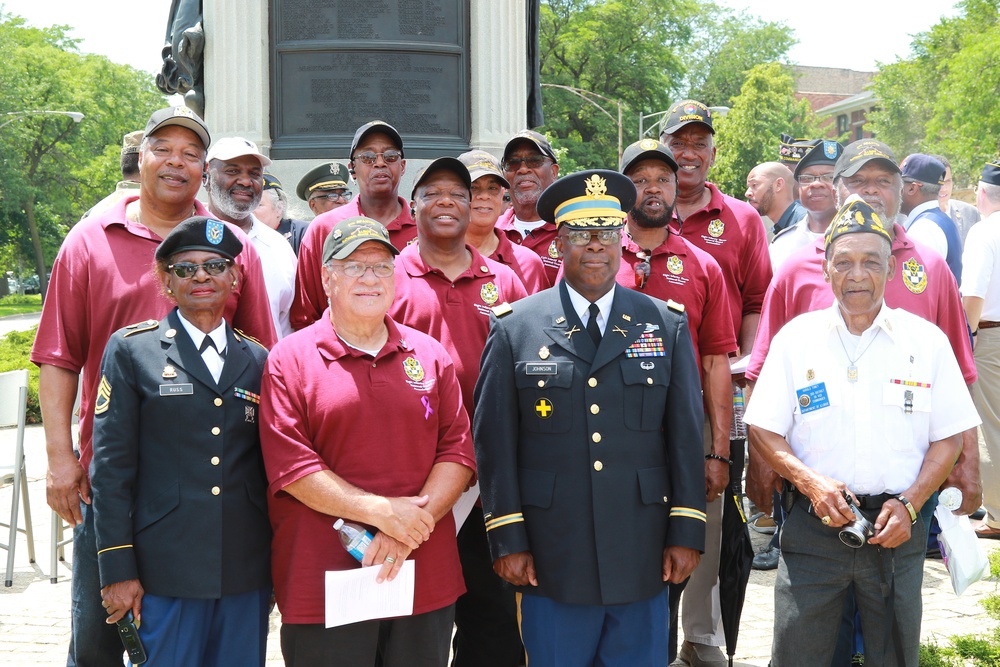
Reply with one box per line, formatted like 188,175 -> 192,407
1,423 -> 996,666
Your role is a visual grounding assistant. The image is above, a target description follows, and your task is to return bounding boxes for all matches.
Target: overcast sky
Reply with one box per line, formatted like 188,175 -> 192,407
1,0 -> 961,75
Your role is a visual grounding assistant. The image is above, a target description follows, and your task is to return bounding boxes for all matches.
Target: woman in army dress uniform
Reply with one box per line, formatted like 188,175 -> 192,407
91,216 -> 272,667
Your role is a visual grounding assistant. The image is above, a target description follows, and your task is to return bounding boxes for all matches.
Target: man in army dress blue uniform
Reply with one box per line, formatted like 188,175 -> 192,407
474,169 -> 707,666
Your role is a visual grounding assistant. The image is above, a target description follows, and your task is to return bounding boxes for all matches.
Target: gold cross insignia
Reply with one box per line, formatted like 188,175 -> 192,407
612,326 -> 628,337
535,399 -> 553,419
564,325 -> 581,339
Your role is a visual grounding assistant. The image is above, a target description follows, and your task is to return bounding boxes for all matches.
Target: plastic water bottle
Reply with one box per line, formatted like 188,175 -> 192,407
938,487 -> 963,512
333,518 -> 373,562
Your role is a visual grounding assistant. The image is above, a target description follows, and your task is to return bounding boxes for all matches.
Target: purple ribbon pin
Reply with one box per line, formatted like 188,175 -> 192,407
421,396 -> 434,420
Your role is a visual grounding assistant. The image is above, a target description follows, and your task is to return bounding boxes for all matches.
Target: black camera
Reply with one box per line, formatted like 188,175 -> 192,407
838,491 -> 875,549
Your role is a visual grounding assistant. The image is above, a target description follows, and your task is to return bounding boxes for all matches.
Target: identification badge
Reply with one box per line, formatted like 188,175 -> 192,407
526,362 -> 558,375
796,382 -> 830,414
159,383 -> 193,396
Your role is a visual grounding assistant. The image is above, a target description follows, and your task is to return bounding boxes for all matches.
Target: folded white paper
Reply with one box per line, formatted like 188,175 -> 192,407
324,560 -> 415,628
453,481 -> 480,533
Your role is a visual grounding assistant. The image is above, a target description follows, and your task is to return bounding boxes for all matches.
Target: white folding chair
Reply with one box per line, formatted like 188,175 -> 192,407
0,369 -> 35,586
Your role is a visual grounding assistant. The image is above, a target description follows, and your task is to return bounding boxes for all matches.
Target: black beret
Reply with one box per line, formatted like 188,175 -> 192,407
794,141 -> 846,179
155,216 -> 243,262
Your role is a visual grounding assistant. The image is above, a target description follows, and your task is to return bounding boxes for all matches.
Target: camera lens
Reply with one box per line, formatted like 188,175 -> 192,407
839,527 -> 866,549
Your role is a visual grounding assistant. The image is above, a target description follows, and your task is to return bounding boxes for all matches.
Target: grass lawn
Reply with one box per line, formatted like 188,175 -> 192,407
0,294 -> 43,317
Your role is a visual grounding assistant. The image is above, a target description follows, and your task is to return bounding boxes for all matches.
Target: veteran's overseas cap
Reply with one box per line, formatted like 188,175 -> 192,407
794,140 -> 846,179
262,173 -> 282,191
661,100 -> 714,136
824,194 -> 893,251
323,216 -> 399,263
410,156 -> 472,199
779,134 -> 820,166
156,216 -> 244,262
620,138 -> 679,174
296,162 -> 351,201
459,150 -> 510,188
350,120 -> 404,159
537,169 -> 636,230
502,130 -> 558,164
144,105 -> 211,149
900,153 -> 946,185
834,139 -> 900,180
981,159 -> 1000,186
207,137 -> 272,168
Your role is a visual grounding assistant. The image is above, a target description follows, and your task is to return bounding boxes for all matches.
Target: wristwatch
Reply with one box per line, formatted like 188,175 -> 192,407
895,495 -> 918,524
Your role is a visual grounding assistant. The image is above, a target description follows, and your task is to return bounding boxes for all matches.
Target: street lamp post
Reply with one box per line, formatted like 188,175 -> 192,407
541,83 -> 624,162
0,110 -> 85,131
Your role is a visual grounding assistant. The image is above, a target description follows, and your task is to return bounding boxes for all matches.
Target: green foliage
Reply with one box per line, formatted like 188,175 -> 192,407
922,549 -> 1000,664
0,11 -> 164,293
537,0 -> 797,171
0,326 -> 39,423
539,0 -> 696,170
0,293 -> 42,317
711,63 -> 823,199
684,6 -> 797,107
868,0 -> 1000,186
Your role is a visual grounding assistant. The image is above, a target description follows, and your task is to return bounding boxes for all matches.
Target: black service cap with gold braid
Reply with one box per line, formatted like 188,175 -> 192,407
981,158 -> 1000,186
824,194 -> 892,251
536,169 -> 636,230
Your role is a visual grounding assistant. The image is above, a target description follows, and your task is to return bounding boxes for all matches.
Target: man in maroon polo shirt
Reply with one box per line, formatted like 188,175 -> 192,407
260,215 -> 475,666
459,149 -> 548,294
616,137 -> 737,518
659,99 -> 772,667
292,120 -> 416,330
389,157 -> 528,667
31,106 -> 276,667
495,130 -> 562,287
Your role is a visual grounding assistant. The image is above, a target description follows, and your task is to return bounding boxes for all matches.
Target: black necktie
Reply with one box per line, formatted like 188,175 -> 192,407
199,336 -> 226,359
587,303 -> 602,346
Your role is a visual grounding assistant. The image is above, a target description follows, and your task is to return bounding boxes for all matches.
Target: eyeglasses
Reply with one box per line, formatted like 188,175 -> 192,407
167,258 -> 232,278
353,150 -> 403,165
634,249 -> 652,289
563,229 -> 622,247
503,155 -> 550,171
311,191 -> 353,203
797,173 -> 835,185
329,261 -> 395,278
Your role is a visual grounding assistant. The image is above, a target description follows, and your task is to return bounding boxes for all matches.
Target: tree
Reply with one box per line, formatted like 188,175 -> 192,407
0,13 -> 163,299
539,0 -> 696,171
711,62 -> 823,198
684,6 -> 797,107
867,0 -> 1000,186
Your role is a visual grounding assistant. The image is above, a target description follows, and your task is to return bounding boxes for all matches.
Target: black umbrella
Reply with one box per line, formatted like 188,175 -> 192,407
718,442 -> 755,666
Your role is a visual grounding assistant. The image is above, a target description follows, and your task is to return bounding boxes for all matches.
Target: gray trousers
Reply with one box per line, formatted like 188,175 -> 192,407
771,502 -> 925,667
679,421 -> 725,646
973,327 -> 1000,528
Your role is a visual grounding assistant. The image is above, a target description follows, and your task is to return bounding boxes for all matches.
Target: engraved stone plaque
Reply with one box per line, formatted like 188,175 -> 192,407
270,0 -> 470,159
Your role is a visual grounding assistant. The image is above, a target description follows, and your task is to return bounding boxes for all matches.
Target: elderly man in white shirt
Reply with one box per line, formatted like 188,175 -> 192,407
961,158 -> 1000,538
745,196 -> 979,667
206,137 -> 297,338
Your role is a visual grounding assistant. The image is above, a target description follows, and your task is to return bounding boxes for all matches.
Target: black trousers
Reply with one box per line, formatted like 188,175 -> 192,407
451,507 -> 526,667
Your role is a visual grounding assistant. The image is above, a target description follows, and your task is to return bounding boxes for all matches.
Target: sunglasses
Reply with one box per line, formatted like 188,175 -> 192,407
167,258 -> 232,278
353,150 -> 403,165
